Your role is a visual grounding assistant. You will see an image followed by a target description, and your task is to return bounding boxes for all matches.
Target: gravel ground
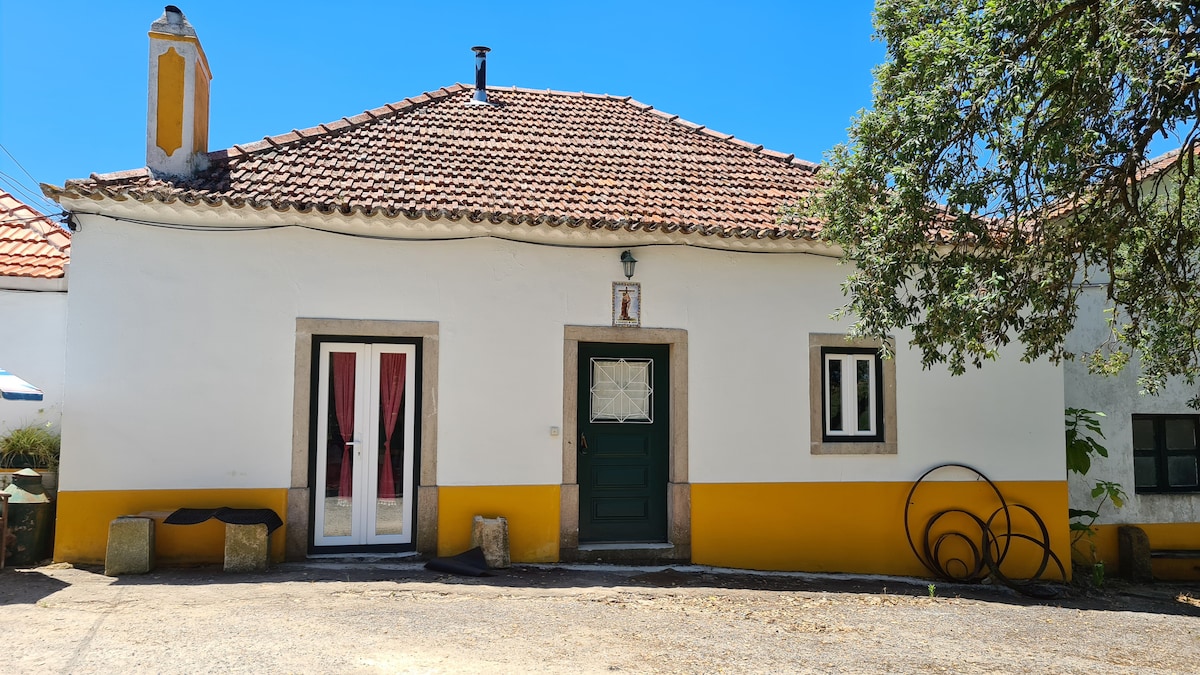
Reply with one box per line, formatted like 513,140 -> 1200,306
1,561 -> 1198,674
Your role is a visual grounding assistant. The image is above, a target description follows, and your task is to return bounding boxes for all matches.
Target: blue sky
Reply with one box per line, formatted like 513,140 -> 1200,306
0,1 -> 883,214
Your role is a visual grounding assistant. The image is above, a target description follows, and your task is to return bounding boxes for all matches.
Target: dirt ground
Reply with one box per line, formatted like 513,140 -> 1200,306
1,561 -> 1198,674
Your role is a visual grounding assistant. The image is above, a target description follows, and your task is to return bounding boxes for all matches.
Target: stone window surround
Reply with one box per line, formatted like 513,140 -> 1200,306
809,333 -> 898,455
561,326 -> 690,561
289,318 -> 439,560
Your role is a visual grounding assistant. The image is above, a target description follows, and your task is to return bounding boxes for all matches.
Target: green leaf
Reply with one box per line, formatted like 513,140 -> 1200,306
794,1 -> 1200,392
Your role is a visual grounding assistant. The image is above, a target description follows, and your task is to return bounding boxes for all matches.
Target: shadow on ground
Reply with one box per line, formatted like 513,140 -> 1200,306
0,568 -> 70,605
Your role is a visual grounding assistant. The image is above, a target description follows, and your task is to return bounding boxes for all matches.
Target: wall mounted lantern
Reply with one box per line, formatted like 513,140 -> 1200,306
620,250 -> 638,280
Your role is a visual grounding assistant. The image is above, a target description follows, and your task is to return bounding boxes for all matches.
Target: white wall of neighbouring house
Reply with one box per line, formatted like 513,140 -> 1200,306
0,287 -> 68,437
1065,285 -> 1200,525
57,212 -> 1065,493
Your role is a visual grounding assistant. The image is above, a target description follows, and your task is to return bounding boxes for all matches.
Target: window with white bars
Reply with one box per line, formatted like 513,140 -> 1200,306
590,358 -> 653,423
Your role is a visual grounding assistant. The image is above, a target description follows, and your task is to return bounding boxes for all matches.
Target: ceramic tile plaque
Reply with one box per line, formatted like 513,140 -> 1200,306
612,282 -> 641,327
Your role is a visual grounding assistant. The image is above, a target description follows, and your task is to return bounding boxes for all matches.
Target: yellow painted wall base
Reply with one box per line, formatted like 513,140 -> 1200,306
437,485 -> 560,562
693,481 -> 1070,580
1089,522 -> 1200,581
54,489 -> 289,566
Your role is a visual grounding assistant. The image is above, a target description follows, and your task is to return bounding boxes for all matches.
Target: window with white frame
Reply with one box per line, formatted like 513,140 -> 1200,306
821,347 -> 883,442
809,334 -> 896,455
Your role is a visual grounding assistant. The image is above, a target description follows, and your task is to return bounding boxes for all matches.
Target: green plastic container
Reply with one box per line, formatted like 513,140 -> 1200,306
3,468 -> 54,566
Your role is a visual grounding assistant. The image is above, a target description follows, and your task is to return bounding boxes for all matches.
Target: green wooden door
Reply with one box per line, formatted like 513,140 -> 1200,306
577,342 -> 669,543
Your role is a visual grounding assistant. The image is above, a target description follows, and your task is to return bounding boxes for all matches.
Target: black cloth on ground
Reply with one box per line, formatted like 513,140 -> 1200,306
424,546 -> 494,577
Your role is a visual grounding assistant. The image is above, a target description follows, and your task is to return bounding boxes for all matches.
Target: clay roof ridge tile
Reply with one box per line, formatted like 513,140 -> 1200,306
695,128 -> 729,143
728,137 -> 763,152
364,104 -> 394,119
789,157 -> 820,171
87,168 -> 151,183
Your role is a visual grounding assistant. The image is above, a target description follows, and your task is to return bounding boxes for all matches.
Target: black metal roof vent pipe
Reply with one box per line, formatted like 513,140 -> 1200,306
471,46 -> 491,104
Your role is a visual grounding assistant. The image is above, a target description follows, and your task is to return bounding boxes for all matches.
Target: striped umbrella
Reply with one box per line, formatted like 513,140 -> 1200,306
0,368 -> 43,401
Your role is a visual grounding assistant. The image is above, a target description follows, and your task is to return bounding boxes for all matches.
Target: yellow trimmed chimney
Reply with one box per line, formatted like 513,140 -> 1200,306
147,6 -> 211,178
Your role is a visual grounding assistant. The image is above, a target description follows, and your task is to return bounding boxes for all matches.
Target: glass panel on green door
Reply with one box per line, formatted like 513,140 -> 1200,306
590,358 -> 653,423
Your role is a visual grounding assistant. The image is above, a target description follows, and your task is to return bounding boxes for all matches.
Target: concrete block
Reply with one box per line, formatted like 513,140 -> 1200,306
471,515 -> 510,569
1119,525 -> 1153,583
224,523 -> 269,573
105,516 -> 154,576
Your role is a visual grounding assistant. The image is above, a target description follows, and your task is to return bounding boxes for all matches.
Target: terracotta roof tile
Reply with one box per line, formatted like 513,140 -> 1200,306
0,190 -> 70,279
51,86 -> 823,239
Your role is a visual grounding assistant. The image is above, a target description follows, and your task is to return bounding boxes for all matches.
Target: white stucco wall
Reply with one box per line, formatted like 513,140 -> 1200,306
1065,285 -> 1200,524
0,287 -> 68,435
59,212 -> 1064,492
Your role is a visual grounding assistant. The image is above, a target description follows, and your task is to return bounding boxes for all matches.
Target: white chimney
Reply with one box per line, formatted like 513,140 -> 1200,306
146,6 -> 211,178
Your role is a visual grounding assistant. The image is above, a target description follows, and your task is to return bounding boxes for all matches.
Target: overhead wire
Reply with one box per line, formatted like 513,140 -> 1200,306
0,213 -> 70,227
0,171 -> 56,214
0,143 -> 58,213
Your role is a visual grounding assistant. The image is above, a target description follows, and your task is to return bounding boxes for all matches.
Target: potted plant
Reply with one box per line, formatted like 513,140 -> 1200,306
0,422 -> 61,493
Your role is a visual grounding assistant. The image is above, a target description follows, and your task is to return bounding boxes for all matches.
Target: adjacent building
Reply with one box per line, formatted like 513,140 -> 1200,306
0,189 -> 69,434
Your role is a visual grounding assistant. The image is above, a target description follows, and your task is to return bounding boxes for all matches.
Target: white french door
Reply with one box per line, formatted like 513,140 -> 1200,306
314,342 -> 416,547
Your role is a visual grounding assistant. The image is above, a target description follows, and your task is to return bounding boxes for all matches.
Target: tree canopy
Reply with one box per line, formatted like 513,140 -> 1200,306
800,0 -> 1200,395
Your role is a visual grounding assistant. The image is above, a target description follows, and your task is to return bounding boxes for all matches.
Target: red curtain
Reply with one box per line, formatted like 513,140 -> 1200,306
378,353 -> 406,502
332,352 -> 356,501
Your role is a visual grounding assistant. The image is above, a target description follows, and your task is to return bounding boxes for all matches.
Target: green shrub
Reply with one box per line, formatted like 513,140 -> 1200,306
0,422 -> 61,471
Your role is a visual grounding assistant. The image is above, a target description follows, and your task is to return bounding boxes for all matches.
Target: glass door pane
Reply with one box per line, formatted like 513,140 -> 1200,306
367,345 -> 416,544
324,350 -> 356,537
372,351 -> 406,537
314,344 -> 369,546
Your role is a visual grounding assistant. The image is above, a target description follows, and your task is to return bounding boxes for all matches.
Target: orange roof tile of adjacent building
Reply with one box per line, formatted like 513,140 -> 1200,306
50,84 -> 825,240
0,190 -> 70,279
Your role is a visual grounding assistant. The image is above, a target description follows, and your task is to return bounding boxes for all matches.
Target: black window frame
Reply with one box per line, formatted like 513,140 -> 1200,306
1131,414 -> 1200,494
819,346 -> 885,443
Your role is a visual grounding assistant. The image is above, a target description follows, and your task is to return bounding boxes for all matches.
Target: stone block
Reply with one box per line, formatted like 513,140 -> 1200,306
105,516 -> 154,576
471,515 -> 510,569
1118,525 -> 1153,583
224,523 -> 269,573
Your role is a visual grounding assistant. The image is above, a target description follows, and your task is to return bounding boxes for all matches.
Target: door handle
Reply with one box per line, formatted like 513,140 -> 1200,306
346,440 -> 362,457
580,433 -> 588,455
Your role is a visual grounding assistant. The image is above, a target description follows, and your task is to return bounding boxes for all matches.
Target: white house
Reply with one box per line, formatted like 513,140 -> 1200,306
44,7 -> 1069,577
0,190 -> 69,438
1064,153 -> 1200,580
